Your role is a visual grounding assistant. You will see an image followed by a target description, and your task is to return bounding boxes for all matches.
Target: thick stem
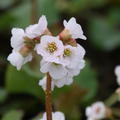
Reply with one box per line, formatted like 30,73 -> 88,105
46,73 -> 52,120
31,0 -> 38,24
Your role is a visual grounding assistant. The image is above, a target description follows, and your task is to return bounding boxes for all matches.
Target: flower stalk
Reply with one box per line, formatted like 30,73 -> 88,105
45,73 -> 52,120
31,0 -> 38,24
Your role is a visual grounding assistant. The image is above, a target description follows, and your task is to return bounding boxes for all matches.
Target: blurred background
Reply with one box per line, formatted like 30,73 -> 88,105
0,0 -> 120,120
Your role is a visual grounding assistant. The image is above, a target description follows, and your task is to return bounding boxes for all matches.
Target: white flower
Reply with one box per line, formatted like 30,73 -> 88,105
39,76 -> 55,91
36,35 -> 64,63
63,17 -> 87,40
40,112 -> 65,120
11,28 -> 25,51
40,59 -> 67,79
86,102 -> 106,120
115,65 -> 120,85
7,50 -> 32,70
25,15 -> 47,39
61,44 -> 85,69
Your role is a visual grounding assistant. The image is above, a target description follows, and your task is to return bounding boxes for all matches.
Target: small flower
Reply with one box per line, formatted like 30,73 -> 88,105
86,102 -> 106,120
40,112 -> 65,120
7,50 -> 32,70
36,35 -> 64,63
115,65 -> 120,85
40,59 -> 67,79
25,15 -> 48,39
39,76 -> 55,91
61,44 -> 85,69
63,17 -> 87,40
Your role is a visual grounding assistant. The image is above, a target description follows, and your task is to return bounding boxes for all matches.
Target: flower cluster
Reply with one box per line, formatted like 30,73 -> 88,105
7,15 -> 86,89
85,102 -> 106,120
38,18 -> 86,89
40,112 -> 65,120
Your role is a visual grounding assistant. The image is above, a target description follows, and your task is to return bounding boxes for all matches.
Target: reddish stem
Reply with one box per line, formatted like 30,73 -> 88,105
45,73 -> 52,120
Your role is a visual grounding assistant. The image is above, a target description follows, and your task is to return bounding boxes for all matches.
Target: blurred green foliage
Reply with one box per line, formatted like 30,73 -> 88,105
2,110 -> 23,120
89,8 -> 120,51
5,65 -> 44,99
0,88 -> 7,103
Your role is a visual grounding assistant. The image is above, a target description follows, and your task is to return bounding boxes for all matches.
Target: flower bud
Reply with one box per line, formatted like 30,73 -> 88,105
59,29 -> 77,46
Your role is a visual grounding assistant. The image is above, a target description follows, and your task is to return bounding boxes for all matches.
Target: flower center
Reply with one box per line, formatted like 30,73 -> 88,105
96,107 -> 101,114
64,48 -> 71,56
47,42 -> 57,53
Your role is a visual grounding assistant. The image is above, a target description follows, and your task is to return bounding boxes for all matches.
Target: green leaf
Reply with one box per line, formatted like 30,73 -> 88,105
5,65 -> 44,99
2,110 -> 23,120
74,61 -> 98,102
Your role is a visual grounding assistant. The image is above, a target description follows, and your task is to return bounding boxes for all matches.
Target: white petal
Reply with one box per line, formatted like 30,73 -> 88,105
54,78 -> 66,88
49,63 -> 67,79
11,28 -> 25,51
7,50 -> 32,70
23,53 -> 33,64
115,65 -> 120,85
7,50 -> 24,70
40,60 -> 50,73
25,15 -> 48,39
54,112 -> 65,120
41,112 -> 65,120
63,20 -> 67,27
86,107 -> 92,117
38,15 -> 48,33
25,24 -> 41,39
63,17 -> 87,40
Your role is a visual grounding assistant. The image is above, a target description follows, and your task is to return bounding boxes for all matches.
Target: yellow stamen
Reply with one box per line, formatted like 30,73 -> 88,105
64,48 -> 71,56
47,42 -> 57,53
